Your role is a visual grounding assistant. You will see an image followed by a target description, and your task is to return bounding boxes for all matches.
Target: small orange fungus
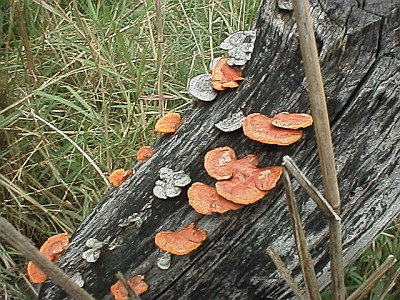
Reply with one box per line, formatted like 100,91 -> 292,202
155,223 -> 206,255
188,182 -> 243,215
271,112 -> 313,129
243,113 -> 304,146
110,275 -> 149,300
136,146 -> 155,161
204,146 -> 282,204
27,233 -> 69,283
212,58 -> 244,91
155,113 -> 181,133
109,169 -> 133,187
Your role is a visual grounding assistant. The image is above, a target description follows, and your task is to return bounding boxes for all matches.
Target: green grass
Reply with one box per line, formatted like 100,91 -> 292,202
0,0 -> 398,299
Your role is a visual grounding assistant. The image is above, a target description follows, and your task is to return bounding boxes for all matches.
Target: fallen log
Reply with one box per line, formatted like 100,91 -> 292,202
40,0 -> 400,298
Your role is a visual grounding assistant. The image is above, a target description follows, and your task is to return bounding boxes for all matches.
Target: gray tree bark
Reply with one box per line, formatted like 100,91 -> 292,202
40,0 -> 400,299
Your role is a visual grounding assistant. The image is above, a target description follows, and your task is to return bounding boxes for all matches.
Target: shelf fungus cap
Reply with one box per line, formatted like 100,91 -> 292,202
188,182 -> 243,215
243,113 -> 303,146
110,275 -> 149,300
211,58 -> 244,91
220,30 -> 256,50
155,223 -> 207,255
153,167 -> 191,199
27,233 -> 69,283
215,111 -> 244,132
155,113 -> 181,133
271,112 -> 313,129
204,146 -> 282,204
136,146 -> 155,161
109,169 -> 134,187
188,74 -> 218,101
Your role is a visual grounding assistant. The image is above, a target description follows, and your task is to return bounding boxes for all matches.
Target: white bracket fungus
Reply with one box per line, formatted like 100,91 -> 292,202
188,74 -> 218,101
220,30 -> 257,66
215,111 -> 245,132
153,167 -> 191,199
82,238 -> 105,263
277,0 -> 293,11
156,250 -> 172,270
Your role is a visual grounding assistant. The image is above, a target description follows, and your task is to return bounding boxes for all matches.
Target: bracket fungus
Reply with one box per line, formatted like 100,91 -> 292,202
82,238 -> 105,263
110,275 -> 148,300
215,111 -> 245,132
188,182 -> 243,215
156,250 -> 172,270
155,223 -> 207,255
27,233 -> 69,283
136,146 -> 155,161
271,112 -> 313,129
109,169 -> 134,187
153,167 -> 191,199
204,146 -> 282,204
220,30 -> 256,66
243,113 -> 304,146
155,112 -> 181,134
211,58 -> 244,91
188,74 -> 218,101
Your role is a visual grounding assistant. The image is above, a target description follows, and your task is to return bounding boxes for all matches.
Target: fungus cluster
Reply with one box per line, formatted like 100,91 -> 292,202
243,112 -> 313,146
82,238 -> 105,263
153,167 -> 191,199
27,233 -> 69,283
110,275 -> 149,300
188,31 -> 256,101
220,30 -> 256,66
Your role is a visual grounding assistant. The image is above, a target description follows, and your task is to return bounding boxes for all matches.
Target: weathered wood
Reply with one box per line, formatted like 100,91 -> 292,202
40,0 -> 400,299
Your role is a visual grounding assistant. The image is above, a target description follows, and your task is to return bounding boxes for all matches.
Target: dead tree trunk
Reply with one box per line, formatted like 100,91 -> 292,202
40,0 -> 400,299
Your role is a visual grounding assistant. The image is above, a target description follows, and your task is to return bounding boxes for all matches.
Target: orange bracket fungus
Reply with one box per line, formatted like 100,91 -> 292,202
211,58 -> 244,91
188,182 -> 243,215
215,111 -> 245,132
188,74 -> 218,101
220,30 -> 256,66
153,167 -> 191,199
271,112 -> 313,129
155,223 -> 207,255
136,146 -> 155,161
155,112 -> 181,133
243,113 -> 304,146
109,169 -> 134,187
204,146 -> 282,204
110,275 -> 148,300
27,233 -> 69,283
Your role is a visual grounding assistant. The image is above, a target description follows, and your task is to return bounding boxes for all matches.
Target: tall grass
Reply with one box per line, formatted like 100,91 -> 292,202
0,0 -> 398,299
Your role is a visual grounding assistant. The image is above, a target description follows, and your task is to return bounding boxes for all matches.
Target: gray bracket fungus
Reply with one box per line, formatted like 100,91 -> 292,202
82,238 -> 105,263
71,272 -> 85,287
188,74 -> 218,102
220,30 -> 257,66
156,250 -> 172,270
277,0 -> 293,11
215,111 -> 245,132
153,167 -> 191,199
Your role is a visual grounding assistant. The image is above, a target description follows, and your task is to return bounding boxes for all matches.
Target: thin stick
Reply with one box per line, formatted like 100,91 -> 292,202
292,1 -> 345,298
115,272 -> 142,300
266,247 -> 305,300
0,217 -> 95,300
155,0 -> 165,117
282,168 -> 322,300
347,255 -> 397,300
282,156 -> 340,221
